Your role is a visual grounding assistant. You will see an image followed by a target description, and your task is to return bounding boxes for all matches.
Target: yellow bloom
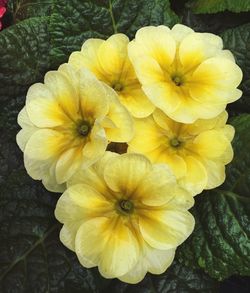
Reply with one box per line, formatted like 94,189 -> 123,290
69,34 -> 155,118
128,24 -> 243,123
16,64 -> 133,192
55,152 -> 194,283
128,110 -> 234,195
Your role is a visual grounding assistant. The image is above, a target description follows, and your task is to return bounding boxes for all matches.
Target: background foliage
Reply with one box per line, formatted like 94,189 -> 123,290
0,0 -> 250,292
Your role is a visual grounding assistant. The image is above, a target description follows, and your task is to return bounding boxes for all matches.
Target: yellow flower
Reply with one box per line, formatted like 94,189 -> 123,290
55,152 -> 194,283
128,110 -> 234,195
69,34 -> 155,118
16,64 -> 133,192
128,24 -> 243,123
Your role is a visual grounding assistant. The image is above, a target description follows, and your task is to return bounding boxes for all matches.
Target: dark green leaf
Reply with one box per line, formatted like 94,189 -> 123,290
0,17 -> 51,102
8,0 -> 53,22
177,114 -> 250,280
49,0 -> 179,66
221,24 -> 250,113
187,0 -> 250,14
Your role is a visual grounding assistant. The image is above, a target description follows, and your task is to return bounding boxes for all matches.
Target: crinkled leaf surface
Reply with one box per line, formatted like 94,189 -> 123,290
8,0 -> 53,22
187,0 -> 250,14
177,114 -> 250,281
0,17 -> 51,101
49,0 -> 179,65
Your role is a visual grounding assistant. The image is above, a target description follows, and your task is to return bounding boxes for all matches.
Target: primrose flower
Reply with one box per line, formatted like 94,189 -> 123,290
55,152 -> 194,283
16,64 -> 133,192
69,34 -> 154,118
128,110 -> 234,195
128,24 -> 243,123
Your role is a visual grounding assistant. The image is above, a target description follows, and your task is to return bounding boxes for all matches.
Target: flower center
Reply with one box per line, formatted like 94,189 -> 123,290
116,199 -> 134,215
171,75 -> 184,87
170,137 -> 182,148
77,121 -> 91,136
112,82 -> 124,92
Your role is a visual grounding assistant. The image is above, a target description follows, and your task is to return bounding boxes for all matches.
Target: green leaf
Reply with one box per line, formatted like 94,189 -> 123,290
0,17 -> 51,101
221,24 -> 250,113
187,0 -> 250,14
104,260 -> 219,292
8,0 -> 53,22
49,0 -> 179,66
177,114 -> 250,280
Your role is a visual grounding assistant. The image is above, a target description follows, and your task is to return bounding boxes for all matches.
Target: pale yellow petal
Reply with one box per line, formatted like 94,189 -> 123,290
119,245 -> 175,284
44,70 -> 79,120
104,84 -> 134,142
55,147 -> 82,184
152,108 -> 175,132
104,153 -> 152,195
67,152 -> 118,196
26,83 -> 70,127
132,26 -> 176,67
179,32 -> 223,70
143,82 -> 181,114
139,209 -> 194,249
42,162 -> 66,192
178,156 -> 207,196
16,107 -> 38,151
75,217 -> 139,277
128,116 -> 165,153
137,164 -> 177,206
58,63 -> 80,93
202,160 -> 226,189
171,24 -> 194,43
193,129 -> 230,159
98,34 -> 129,75
69,38 -> 104,79
59,220 -> 84,251
79,69 -> 109,120
129,55 -> 165,85
119,88 -> 155,118
81,122 -> 108,168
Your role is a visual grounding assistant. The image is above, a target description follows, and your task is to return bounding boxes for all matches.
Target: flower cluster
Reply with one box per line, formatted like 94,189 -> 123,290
17,24 -> 242,283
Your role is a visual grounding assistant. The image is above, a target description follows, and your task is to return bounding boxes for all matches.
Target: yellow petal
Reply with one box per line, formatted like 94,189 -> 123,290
82,122 -> 108,168
16,107 -> 37,151
26,83 -> 70,127
98,34 -> 129,76
68,152 -> 118,193
104,153 -> 152,195
193,129 -> 230,159
128,116 -> 165,153
147,148 -> 187,179
75,217 -> 139,277
137,164 -> 177,206
58,63 -> 80,93
104,84 -> 134,142
42,162 -> 66,192
132,26 -> 176,67
139,208 -> 194,249
69,38 -> 105,79
119,244 -> 175,284
55,147 -> 82,184
59,220 -> 84,251
119,88 -> 155,118
190,57 -> 242,95
178,156 -> 207,196
129,55 -> 165,85
171,24 -> 194,43
44,70 -> 79,120
23,129 -> 66,180
152,108 -> 175,132
79,69 -> 109,120
179,32 -> 223,70
202,159 -> 225,189
143,82 -> 181,114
